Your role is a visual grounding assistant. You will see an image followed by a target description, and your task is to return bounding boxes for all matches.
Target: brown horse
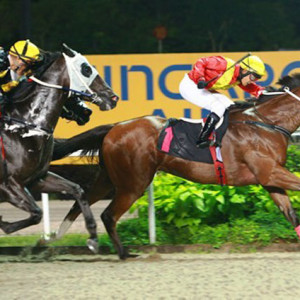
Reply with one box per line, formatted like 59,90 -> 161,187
51,78 -> 300,259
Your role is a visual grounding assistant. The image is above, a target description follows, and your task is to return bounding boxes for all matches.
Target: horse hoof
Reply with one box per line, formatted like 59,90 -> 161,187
128,253 -> 140,258
0,217 -> 11,234
87,238 -> 99,254
119,253 -> 139,260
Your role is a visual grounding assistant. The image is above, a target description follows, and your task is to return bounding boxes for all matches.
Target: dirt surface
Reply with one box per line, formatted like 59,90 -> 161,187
2,201 -> 300,299
1,252 -> 300,299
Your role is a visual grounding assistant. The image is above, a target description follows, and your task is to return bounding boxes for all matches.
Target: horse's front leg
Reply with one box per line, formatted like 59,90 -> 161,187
30,171 -> 98,253
0,177 -> 42,233
245,154 -> 300,238
245,153 -> 300,191
263,186 -> 300,237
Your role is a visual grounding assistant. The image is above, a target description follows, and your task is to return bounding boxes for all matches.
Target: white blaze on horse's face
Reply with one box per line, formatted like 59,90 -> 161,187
63,52 -> 99,99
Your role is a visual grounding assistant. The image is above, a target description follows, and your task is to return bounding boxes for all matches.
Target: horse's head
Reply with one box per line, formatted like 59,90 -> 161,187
276,73 -> 300,91
62,44 -> 119,111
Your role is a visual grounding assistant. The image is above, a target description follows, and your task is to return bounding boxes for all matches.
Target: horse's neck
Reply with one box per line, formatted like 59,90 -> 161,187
8,56 -> 68,129
241,92 -> 300,133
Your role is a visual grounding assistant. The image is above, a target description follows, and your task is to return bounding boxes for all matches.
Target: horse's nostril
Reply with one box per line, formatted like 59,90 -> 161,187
111,95 -> 119,102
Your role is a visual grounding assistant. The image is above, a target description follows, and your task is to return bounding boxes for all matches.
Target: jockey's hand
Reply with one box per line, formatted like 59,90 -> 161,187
264,86 -> 277,92
197,81 -> 208,89
0,48 -> 9,72
245,97 -> 256,102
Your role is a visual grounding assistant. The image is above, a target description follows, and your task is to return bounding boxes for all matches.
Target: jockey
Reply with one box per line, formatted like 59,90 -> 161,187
179,55 -> 266,148
0,40 -> 92,125
0,39 -> 42,105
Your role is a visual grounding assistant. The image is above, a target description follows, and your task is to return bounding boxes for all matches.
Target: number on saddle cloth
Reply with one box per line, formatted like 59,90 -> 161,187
157,111 -> 229,163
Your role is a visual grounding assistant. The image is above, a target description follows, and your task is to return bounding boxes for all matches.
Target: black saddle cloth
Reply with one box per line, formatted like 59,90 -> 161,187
157,112 -> 229,164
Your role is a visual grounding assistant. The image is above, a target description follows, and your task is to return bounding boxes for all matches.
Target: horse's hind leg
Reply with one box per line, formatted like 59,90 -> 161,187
31,171 -> 99,253
101,189 -> 144,260
55,170 -> 115,239
0,178 -> 42,233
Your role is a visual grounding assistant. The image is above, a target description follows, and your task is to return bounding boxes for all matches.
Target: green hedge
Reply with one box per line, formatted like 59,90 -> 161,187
117,211 -> 297,247
131,172 -> 300,228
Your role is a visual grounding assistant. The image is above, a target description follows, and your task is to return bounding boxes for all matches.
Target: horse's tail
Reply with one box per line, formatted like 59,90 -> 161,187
52,124 -> 114,161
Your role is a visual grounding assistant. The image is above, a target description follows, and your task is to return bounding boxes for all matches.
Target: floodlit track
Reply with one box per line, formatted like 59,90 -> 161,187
1,253 -> 300,299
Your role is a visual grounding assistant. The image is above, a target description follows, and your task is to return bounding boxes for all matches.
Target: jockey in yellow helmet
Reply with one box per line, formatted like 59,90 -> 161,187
180,54 -> 266,148
0,40 -> 42,105
0,40 -> 92,125
239,55 -> 265,78
9,40 -> 41,64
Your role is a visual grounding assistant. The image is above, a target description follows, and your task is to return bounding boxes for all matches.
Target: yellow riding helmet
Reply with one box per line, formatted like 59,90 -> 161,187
240,55 -> 265,77
9,40 -> 41,63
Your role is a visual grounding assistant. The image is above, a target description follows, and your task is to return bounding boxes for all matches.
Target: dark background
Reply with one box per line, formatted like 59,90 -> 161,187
1,0 -> 300,54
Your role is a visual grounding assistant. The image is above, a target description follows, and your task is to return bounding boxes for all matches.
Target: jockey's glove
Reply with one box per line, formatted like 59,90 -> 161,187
197,80 -> 208,89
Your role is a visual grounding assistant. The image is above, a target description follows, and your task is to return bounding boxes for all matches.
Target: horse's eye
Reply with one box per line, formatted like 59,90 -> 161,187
81,63 -> 92,77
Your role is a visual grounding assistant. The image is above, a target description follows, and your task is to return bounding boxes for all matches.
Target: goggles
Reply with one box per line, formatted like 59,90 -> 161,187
249,72 -> 262,81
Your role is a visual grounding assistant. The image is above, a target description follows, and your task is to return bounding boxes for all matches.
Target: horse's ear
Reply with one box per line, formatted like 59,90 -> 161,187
62,43 -> 76,57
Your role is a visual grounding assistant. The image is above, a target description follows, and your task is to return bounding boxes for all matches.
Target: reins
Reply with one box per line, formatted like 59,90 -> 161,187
29,75 -> 98,102
231,87 -> 300,140
232,119 -> 292,139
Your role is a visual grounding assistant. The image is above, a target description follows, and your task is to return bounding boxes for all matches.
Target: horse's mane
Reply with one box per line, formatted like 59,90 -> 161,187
7,51 -> 62,102
31,51 -> 61,78
229,73 -> 300,112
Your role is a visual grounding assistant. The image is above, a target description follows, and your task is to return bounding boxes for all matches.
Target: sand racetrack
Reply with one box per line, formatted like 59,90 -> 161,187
1,252 -> 300,300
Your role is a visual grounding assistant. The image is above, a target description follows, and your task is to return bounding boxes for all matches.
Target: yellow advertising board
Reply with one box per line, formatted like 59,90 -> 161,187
53,51 -> 300,163
55,51 -> 300,138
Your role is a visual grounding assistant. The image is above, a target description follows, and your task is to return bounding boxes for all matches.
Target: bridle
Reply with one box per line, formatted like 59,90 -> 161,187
2,51 -> 102,136
29,52 -> 102,103
29,75 -> 99,103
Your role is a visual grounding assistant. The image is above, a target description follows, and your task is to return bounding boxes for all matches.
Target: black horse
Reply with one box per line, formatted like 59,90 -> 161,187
48,73 -> 300,259
0,44 -> 118,252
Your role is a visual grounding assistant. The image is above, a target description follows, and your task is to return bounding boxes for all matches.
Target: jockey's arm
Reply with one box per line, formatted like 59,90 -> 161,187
192,57 -> 209,82
238,82 -> 265,98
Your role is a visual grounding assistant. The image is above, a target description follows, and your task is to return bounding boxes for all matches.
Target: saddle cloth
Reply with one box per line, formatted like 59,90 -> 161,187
157,113 -> 229,185
157,113 -> 228,164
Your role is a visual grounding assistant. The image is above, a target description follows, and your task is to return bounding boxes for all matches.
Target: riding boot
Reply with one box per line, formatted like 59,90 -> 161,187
196,112 -> 220,148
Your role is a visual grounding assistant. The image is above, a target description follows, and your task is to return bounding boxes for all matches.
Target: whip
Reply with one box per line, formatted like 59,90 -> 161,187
204,52 -> 252,86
